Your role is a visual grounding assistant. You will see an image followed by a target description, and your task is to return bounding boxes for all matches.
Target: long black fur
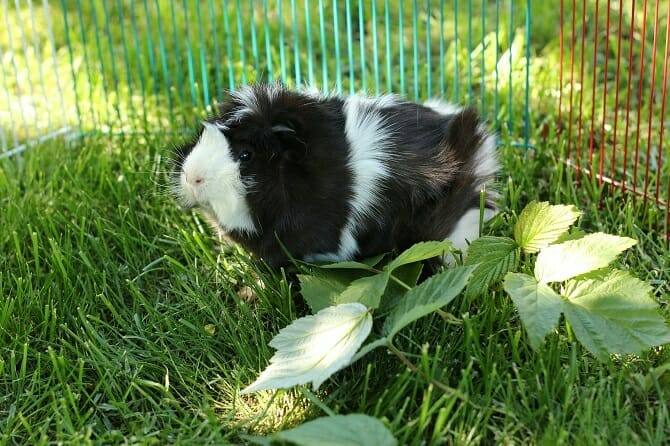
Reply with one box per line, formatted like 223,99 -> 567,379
172,84 -> 496,267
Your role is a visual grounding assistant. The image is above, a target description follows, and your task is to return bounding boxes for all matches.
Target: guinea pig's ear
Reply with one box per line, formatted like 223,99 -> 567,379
271,121 -> 307,161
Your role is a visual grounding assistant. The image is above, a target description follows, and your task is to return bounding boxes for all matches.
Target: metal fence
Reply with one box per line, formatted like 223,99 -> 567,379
0,0 -> 532,155
557,0 -> 669,229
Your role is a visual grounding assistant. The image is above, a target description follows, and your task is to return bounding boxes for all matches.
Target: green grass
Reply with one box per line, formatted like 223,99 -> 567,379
1,131 -> 668,444
1,0 -> 670,444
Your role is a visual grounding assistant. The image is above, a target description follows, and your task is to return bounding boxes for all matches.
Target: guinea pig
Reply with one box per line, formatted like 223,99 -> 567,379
172,84 -> 498,267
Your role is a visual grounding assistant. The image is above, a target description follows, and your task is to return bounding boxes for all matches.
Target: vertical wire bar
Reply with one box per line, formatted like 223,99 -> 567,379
575,0 -> 587,177
73,0 -> 96,126
481,0 -> 485,114
195,0 -> 210,106
632,0 -> 649,199
141,0 -> 160,106
597,0 -> 612,186
291,0 -> 301,85
371,0 -> 380,94
587,0 -> 600,166
467,0 -> 473,103
345,0 -> 355,94
333,0 -> 342,92
507,0 -> 513,132
43,0 -> 67,125
249,0 -> 260,75
318,0 -> 328,89
656,4 -> 669,202
398,0 -> 405,95
154,0 -> 175,123
0,46 -> 19,147
26,0 -> 51,128
264,0 -> 274,82
642,0 -> 661,203
609,0 -> 624,177
128,0 -> 147,130
494,0 -> 499,128
59,1 -> 82,131
358,0 -> 367,91
558,0 -> 564,125
223,0 -> 236,89
412,0 -> 419,100
208,0 -> 224,96
169,0 -> 186,101
439,0 -> 445,96
566,0 -> 576,159
181,0 -> 198,105
101,0 -> 123,125
621,0 -> 637,192
305,0 -> 315,87
12,0 -> 39,130
235,0 -> 248,85
426,0 -> 432,99
89,0 -> 113,125
454,0 -> 459,102
115,0 -> 139,128
524,0 -> 530,146
384,0 -> 392,91
279,0 -> 287,83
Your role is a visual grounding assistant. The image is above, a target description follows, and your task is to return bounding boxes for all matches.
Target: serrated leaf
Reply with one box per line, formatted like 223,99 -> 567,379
503,273 -> 564,349
387,240 -> 454,271
464,236 -> 519,298
245,414 -> 397,446
240,303 -> 372,394
534,233 -> 637,283
298,274 -> 349,313
334,272 -> 390,309
318,261 -> 376,271
562,271 -> 670,359
383,266 -> 474,339
378,262 -> 424,314
514,201 -> 581,253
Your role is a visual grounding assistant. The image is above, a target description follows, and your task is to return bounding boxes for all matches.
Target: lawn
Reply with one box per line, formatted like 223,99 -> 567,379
1,1 -> 669,444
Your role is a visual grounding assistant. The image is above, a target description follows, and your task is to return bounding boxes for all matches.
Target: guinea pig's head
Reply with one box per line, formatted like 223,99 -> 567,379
171,85 -> 312,235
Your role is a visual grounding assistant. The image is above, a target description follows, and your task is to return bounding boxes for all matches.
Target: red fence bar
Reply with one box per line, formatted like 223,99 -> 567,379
598,0 -> 611,186
588,0 -> 599,165
609,0 -> 623,176
643,0 -> 661,204
632,0 -> 649,200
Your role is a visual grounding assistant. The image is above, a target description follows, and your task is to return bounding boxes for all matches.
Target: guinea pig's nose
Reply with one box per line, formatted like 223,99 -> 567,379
184,172 -> 205,186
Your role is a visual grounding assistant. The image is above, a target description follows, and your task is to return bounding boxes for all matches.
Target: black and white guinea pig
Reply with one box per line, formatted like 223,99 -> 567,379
172,84 -> 498,267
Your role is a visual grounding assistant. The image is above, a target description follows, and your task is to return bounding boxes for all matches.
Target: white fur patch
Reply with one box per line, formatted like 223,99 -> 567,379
443,207 -> 496,264
474,125 -> 499,182
323,95 -> 393,260
180,123 -> 256,234
424,99 -> 461,116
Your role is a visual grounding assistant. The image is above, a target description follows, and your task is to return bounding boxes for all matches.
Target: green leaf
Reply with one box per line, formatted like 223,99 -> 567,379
562,271 -> 670,359
503,273 -> 564,349
514,201 -> 581,253
387,240 -> 454,272
534,233 -> 637,283
318,261 -> 376,271
298,273 -> 349,313
464,236 -> 519,298
334,272 -> 390,309
378,262 -> 424,313
246,414 -> 397,446
383,266 -> 474,339
240,303 -> 372,393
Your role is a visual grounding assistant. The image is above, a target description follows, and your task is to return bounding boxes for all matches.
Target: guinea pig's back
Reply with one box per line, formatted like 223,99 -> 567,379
341,95 -> 498,259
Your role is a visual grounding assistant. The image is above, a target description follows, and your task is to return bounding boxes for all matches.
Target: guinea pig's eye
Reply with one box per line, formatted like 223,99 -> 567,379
239,151 -> 252,162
